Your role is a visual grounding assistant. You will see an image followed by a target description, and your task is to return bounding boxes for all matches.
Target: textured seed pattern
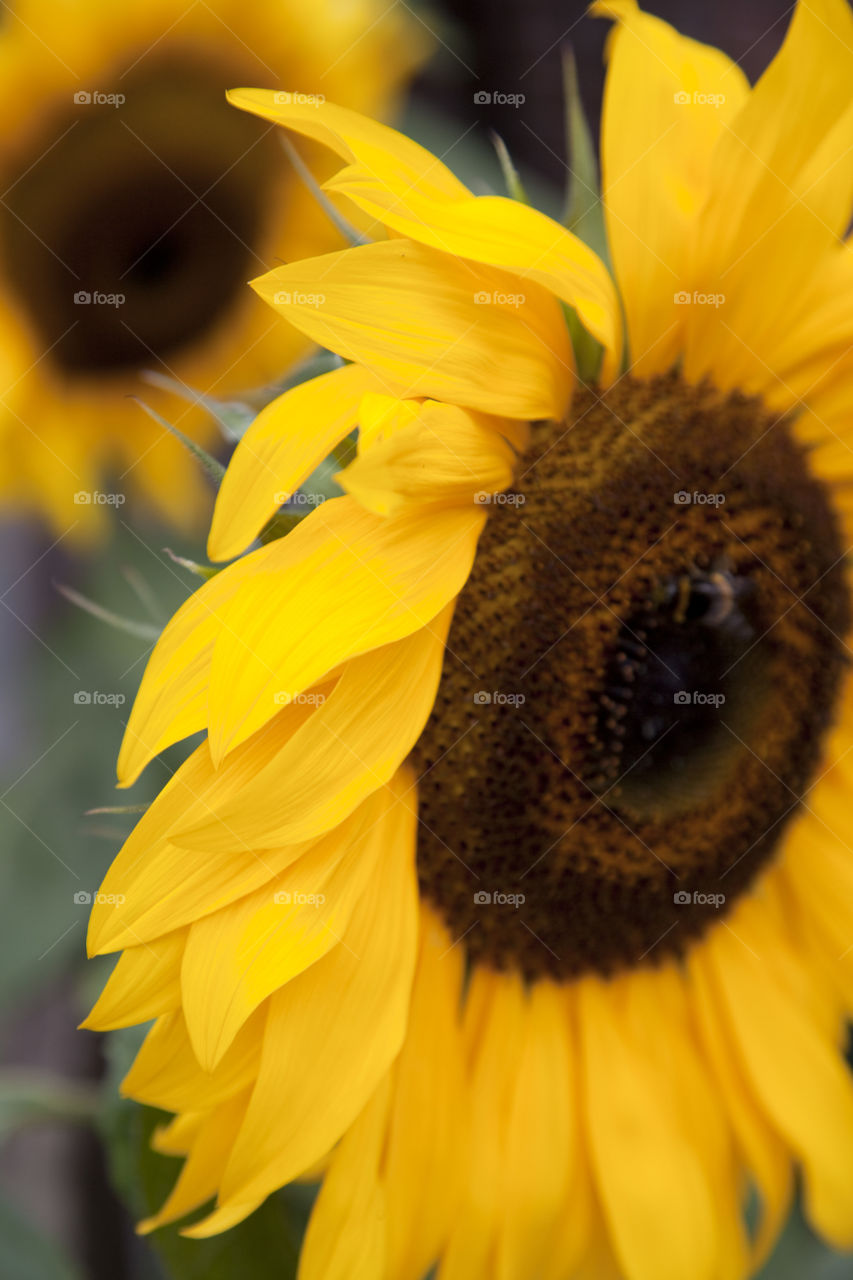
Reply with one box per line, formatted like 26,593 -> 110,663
411,373 -> 850,980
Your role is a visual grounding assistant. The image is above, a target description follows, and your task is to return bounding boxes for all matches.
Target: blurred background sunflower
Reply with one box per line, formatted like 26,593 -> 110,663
0,0 -> 428,537
2,2 -> 851,1280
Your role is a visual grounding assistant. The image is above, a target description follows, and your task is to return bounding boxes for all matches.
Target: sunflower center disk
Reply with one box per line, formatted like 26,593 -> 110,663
0,57 -> 279,375
411,373 -> 850,981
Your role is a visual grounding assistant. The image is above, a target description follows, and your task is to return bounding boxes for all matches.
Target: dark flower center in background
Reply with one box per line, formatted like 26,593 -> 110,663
0,56 -> 279,376
412,372 -> 850,981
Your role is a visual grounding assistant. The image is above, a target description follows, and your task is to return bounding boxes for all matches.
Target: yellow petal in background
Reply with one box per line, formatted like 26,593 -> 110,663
707,898 -> 853,1249
440,970 -> 525,1279
682,0 -> 853,392
578,973 -> 717,1280
593,0 -> 748,376
297,1077 -> 392,1280
252,239 -> 573,422
496,982 -> 576,1280
382,908 -> 467,1280
689,949 -> 793,1268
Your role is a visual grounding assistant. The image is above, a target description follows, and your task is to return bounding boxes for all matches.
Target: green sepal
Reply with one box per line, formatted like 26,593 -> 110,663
491,132 -> 529,204
55,583 -> 161,642
130,398 -> 226,487
562,47 -> 608,266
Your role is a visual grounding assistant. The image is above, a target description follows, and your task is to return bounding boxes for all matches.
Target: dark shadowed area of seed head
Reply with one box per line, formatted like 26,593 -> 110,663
411,373 -> 850,981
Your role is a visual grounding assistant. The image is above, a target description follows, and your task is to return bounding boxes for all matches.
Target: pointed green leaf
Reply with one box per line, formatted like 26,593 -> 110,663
491,133 -> 529,204
163,548 -> 221,581
142,371 -> 258,444
280,134 -> 370,246
562,47 -> 608,265
129,398 -> 226,486
55,584 -> 160,642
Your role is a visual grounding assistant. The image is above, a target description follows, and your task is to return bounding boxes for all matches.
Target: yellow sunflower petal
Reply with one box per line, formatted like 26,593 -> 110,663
383,908 -> 467,1280
180,1198 -> 265,1239
297,1077 -> 392,1280
89,728 -> 323,956
120,491 -> 479,781
683,0 -> 853,392
333,179 -> 622,381
637,967 -> 749,1279
227,89 -> 468,201
229,90 -> 621,378
205,497 -> 483,764
209,770 -> 417,1210
180,784 -> 390,1071
150,1111 -> 202,1158
708,895 -> 853,1248
138,1090 -> 250,1233
81,929 -> 185,1031
116,537 -> 284,786
496,982 -> 575,1280
121,1007 -> 264,1114
783,815 -> 853,998
441,970 -> 525,1278
175,610 -> 450,852
208,362 -> 384,564
578,972 -> 717,1280
339,397 -> 519,515
690,949 -> 792,1268
593,0 -> 748,376
252,239 -> 574,422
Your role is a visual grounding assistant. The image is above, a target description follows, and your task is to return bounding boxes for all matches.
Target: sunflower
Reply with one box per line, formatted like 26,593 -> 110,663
85,1 -> 853,1276
0,0 -> 427,538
